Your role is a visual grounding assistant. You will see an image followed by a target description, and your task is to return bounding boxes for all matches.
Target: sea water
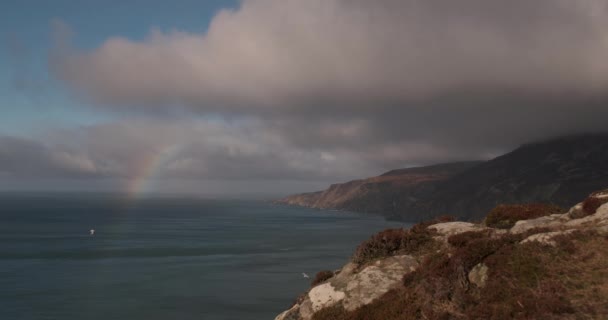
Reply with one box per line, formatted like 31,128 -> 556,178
0,193 -> 406,320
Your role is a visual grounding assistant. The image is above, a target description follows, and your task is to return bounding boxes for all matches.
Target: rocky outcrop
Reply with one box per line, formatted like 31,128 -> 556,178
275,255 -> 419,320
275,189 -> 608,319
468,263 -> 489,288
427,221 -> 485,237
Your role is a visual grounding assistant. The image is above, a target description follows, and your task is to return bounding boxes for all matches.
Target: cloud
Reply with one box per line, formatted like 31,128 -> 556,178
3,119 -> 376,181
36,0 -> 608,188
51,0 -> 608,109
0,136 -> 98,178
2,115 -> 496,184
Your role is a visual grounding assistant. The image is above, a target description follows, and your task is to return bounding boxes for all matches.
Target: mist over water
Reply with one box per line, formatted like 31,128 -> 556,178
0,193 -> 406,320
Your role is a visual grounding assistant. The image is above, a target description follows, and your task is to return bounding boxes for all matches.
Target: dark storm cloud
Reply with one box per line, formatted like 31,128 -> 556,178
40,0 -> 608,182
51,0 -> 608,106
0,136 -> 98,178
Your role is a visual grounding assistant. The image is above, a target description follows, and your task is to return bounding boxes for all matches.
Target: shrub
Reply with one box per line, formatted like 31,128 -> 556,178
291,293 -> 307,308
311,270 -> 334,287
453,236 -> 513,270
351,216 -> 453,266
485,203 -> 564,229
581,196 -> 608,216
352,228 -> 408,265
310,210 -> 607,320
447,230 -> 490,248
311,304 -> 348,320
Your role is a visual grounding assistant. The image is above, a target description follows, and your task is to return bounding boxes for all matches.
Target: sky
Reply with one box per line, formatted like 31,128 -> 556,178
1,0 -> 608,196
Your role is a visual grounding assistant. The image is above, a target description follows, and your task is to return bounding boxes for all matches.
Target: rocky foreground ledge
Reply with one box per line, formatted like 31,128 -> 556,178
275,190 -> 608,320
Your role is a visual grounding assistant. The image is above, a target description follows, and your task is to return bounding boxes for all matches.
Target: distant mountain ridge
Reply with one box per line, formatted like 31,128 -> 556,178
276,161 -> 481,218
276,133 -> 608,221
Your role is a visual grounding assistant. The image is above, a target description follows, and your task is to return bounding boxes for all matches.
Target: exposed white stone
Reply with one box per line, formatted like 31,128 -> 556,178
275,191 -> 608,320
510,214 -> 569,234
341,255 -> 418,311
565,202 -> 608,228
521,229 -> 576,246
428,221 -> 483,237
307,283 -> 345,313
468,263 -> 489,288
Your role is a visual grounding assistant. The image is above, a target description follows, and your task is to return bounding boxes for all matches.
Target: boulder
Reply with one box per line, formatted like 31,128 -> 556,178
565,202 -> 608,228
521,229 -> 576,246
307,283 -> 345,312
468,263 -> 489,288
342,255 -> 418,311
510,214 -> 570,234
275,190 -> 608,320
428,221 -> 485,237
280,255 -> 419,319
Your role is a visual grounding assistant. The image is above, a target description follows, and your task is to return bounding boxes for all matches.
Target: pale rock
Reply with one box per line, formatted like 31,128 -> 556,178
274,191 -> 608,320
468,263 -> 489,288
307,283 -> 345,312
565,203 -> 608,228
594,191 -> 608,199
567,203 -> 586,219
298,297 -> 315,319
331,262 -> 357,283
274,304 -> 301,320
277,255 -> 418,319
428,222 -> 483,237
510,214 -> 569,234
341,255 -> 418,311
596,225 -> 608,235
521,229 -> 576,246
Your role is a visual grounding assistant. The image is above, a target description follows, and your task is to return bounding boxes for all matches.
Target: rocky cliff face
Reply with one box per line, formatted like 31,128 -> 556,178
275,190 -> 608,320
278,134 -> 608,221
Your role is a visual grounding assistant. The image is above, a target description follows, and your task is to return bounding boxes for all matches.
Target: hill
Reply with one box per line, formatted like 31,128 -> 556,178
276,162 -> 481,219
277,133 -> 608,221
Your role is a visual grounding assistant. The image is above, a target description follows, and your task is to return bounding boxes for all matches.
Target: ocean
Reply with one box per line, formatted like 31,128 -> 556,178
0,193 -> 406,320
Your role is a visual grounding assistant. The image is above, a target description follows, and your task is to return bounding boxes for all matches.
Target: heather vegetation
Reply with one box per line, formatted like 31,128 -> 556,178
311,270 -> 334,287
352,216 -> 454,266
581,192 -> 608,216
307,199 -> 608,320
314,231 -> 607,320
484,203 -> 564,229
278,191 -> 608,320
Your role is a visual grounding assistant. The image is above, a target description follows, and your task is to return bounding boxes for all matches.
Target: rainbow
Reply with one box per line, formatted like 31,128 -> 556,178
126,144 -> 181,198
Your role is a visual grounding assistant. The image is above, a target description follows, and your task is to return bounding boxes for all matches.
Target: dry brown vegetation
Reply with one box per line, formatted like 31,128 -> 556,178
484,203 -> 564,229
581,196 -> 608,216
352,216 -> 454,266
311,270 -> 334,287
312,207 -> 608,320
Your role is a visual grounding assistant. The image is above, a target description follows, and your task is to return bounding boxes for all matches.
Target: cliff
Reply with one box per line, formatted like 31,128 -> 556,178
277,133 -> 608,221
275,190 -> 608,320
276,162 -> 481,219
